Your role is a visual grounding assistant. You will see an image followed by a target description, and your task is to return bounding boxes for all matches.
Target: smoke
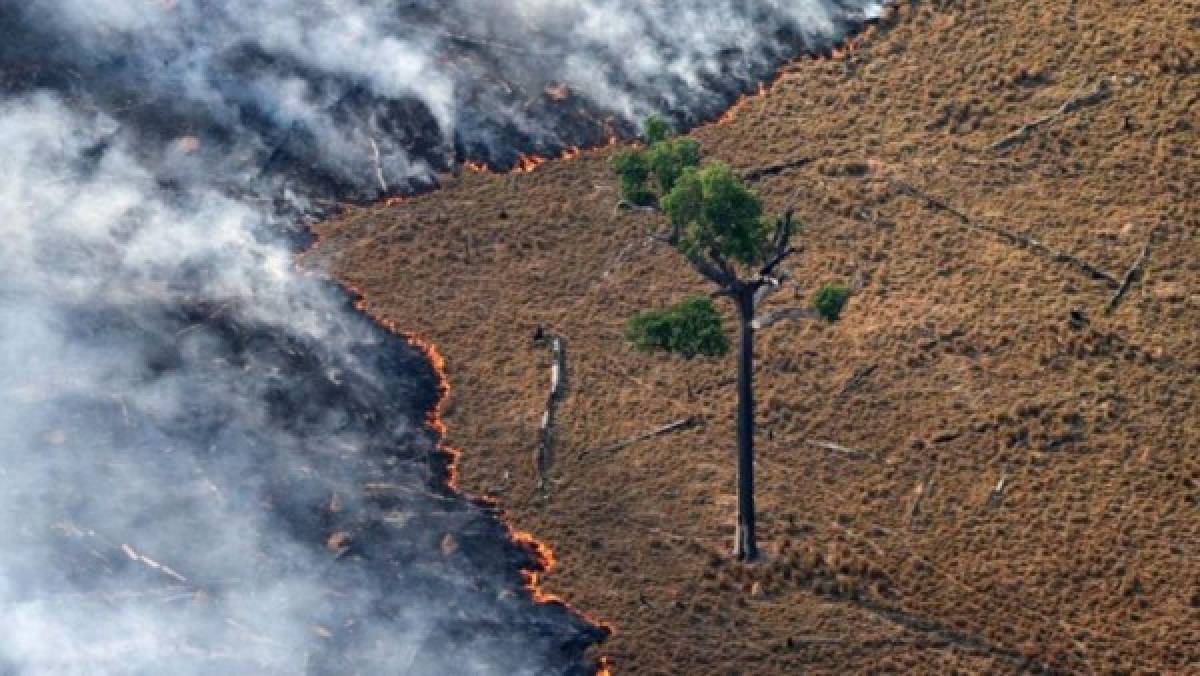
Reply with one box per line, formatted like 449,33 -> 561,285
0,1 -> 880,674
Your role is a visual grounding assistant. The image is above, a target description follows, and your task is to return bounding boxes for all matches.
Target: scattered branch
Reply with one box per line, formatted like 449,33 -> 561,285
739,157 -> 815,183
616,200 -> 660,216
752,307 -> 819,330
988,473 -> 1009,507
837,363 -> 878,398
805,439 -> 876,461
990,78 -> 1112,152
889,178 -> 1119,288
907,470 -> 936,527
585,416 -> 702,455
1105,228 -> 1162,315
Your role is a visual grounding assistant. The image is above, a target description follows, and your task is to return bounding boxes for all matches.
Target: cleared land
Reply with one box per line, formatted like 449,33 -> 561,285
313,1 -> 1199,672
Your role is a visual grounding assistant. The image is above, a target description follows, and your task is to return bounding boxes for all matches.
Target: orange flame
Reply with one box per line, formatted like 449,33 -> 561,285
324,281 -> 613,662
714,81 -> 769,126
512,154 -> 547,173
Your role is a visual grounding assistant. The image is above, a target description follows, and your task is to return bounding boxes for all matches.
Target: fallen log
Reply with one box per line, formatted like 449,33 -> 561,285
534,333 -> 567,490
586,416 -> 701,455
990,78 -> 1112,152
889,178 -> 1120,288
740,156 -> 815,183
805,439 -> 876,461
838,363 -> 878,397
752,306 -> 820,330
1105,229 -> 1161,314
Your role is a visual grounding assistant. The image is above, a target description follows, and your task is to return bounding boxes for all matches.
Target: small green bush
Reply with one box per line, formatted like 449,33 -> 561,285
812,283 -> 851,321
624,295 -> 730,358
611,149 -> 654,206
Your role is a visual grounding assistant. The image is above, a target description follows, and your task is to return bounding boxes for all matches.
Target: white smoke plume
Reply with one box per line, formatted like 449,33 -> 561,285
0,1 -> 880,674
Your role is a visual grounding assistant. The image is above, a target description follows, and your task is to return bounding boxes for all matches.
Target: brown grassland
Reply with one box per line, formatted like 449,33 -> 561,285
311,1 -> 1199,672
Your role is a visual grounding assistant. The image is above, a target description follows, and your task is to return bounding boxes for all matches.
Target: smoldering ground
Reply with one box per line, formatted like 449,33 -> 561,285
0,1 -> 879,674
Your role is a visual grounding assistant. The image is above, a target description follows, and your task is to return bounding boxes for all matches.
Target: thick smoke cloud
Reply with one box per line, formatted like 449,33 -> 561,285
0,1 -> 879,674
4,0 -> 880,198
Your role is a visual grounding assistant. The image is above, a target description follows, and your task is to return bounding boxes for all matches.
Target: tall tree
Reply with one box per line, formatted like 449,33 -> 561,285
615,120 -> 847,561
658,162 -> 797,561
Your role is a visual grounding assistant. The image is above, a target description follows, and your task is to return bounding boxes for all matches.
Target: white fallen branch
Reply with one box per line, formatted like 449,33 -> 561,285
752,307 -> 820,330
988,473 -> 1009,507
120,543 -> 190,585
805,439 -> 876,461
369,137 -> 388,194
534,334 -> 567,490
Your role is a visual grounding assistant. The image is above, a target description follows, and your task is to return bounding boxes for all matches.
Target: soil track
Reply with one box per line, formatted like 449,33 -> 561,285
314,1 -> 1199,672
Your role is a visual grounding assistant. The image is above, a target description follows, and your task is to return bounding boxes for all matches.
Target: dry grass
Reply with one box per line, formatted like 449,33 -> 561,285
313,1 -> 1199,672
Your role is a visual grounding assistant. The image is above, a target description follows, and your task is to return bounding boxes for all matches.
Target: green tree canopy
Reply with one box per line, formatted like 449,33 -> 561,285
646,137 -> 701,196
611,115 -> 700,206
661,162 -> 771,267
611,149 -> 654,206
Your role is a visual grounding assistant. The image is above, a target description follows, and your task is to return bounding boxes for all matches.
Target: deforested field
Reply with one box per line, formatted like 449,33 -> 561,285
314,1 -> 1199,672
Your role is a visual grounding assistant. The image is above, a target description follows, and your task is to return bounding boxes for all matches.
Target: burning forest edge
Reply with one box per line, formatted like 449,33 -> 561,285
0,1 -> 888,673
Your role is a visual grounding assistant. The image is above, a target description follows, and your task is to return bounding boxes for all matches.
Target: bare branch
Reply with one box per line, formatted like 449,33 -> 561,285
753,272 -> 789,309
759,212 -> 797,277
771,209 -> 794,254
760,246 -> 797,278
707,246 -> 737,281
685,250 -> 733,287
751,306 -> 819,330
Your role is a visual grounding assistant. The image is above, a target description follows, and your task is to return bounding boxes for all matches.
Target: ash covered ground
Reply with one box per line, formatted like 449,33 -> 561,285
0,1 -> 881,673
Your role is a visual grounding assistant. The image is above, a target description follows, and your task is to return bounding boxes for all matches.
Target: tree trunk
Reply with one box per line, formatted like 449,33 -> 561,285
733,290 -> 758,561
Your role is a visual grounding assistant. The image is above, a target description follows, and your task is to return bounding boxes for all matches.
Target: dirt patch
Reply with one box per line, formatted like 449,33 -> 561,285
314,1 -> 1199,672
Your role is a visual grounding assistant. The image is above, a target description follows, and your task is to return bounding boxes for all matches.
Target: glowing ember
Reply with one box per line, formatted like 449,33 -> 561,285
545,83 -> 571,101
